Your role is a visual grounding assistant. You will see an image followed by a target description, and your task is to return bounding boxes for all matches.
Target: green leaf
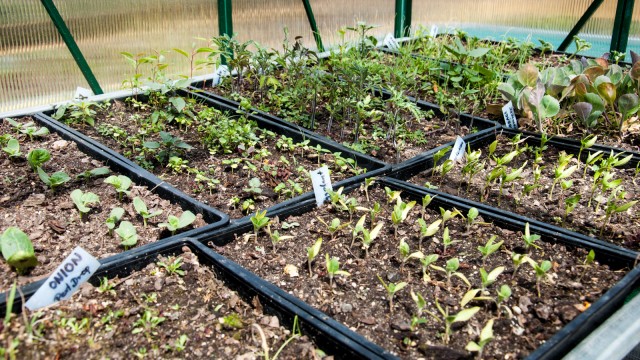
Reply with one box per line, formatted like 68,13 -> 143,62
540,95 -> 560,118
517,64 -> 539,88
177,210 -> 196,228
169,97 -> 186,113
468,47 -> 491,58
115,221 -> 138,247
27,148 -> 51,169
452,307 -> 480,323
1,227 -> 37,273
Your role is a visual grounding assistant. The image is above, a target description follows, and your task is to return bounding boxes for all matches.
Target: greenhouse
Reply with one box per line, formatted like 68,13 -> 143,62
1,0 -> 639,358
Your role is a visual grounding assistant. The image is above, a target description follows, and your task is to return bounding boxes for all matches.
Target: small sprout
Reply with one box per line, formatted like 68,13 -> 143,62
439,207 -> 462,229
522,222 -> 540,251
97,277 -> 116,296
1,227 -> 38,274
105,207 -> 125,235
115,221 -> 138,247
243,177 -> 263,196
391,197 -> 416,239
351,215 -> 366,247
306,238 -> 322,277
580,249 -> 596,280
266,225 -> 293,252
132,309 -> 166,335
432,257 -> 471,289
479,266 -> 505,292
435,300 -> 480,344
325,254 -> 349,286
549,160 -> 578,200
533,260 -> 553,297
250,210 -> 270,239
384,186 -> 402,203
466,319 -> 494,358
37,167 -> 70,192
70,189 -> 100,219
104,175 -> 132,200
2,138 -> 22,158
511,252 -> 534,278
361,222 -> 384,258
477,235 -> 503,266
441,227 -> 460,254
362,177 -> 376,203
420,254 -> 439,282
421,194 -> 436,219
369,201 -> 382,223
76,166 -> 110,180
27,148 -> 51,170
157,257 -> 185,276
465,207 -> 479,230
133,197 -> 163,227
564,194 -> 581,223
317,217 -> 350,241
397,238 -> 424,271
377,275 -> 408,313
220,313 -> 243,329
417,218 -> 441,250
159,210 -> 196,235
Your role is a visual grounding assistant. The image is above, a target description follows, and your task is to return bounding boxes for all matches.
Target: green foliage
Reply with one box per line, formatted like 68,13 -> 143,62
53,100 -> 102,127
325,253 -> 350,286
1,227 -> 38,274
200,115 -> 261,155
76,166 -> 111,180
104,175 -> 133,200
221,313 -> 243,329
157,257 -> 185,276
143,131 -> 193,164
105,207 -> 125,235
377,274 -> 408,313
26,148 -> 51,170
70,189 -> 100,219
133,197 -> 163,227
36,167 -> 70,192
2,138 -> 22,158
115,221 -> 138,247
522,222 -> 540,251
159,210 -> 196,235
466,319 -> 494,357
477,235 -> 503,265
306,238 -> 322,277
250,210 -> 270,238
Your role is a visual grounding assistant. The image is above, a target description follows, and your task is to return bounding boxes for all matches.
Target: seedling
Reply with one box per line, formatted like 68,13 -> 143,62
439,207 -> 462,230
157,257 -> 185,276
420,194 -> 436,220
579,249 -> 596,280
522,222 -> 540,251
133,197 -> 163,227
250,210 -> 270,240
431,146 -> 451,177
417,218 -> 441,250
70,189 -> 100,219
115,221 -> 138,247
143,131 -> 193,164
27,148 -> 51,170
511,252 -> 533,278
391,198 -> 416,239
465,207 -> 479,231
361,177 -> 376,203
533,260 -> 552,297
306,238 -> 322,277
431,257 -> 471,289
104,175 -> 132,200
1,227 -> 38,274
76,166 -> 110,180
132,309 -> 165,338
397,238 -> 424,271
479,266 -> 505,292
97,277 -> 116,296
384,186 -> 402,204
549,161 -> 577,200
377,275 -> 408,313
466,319 -> 494,358
478,235 -> 503,266
361,222 -> 384,258
158,210 -> 196,235
420,254 -> 439,282
498,162 -> 527,205
266,225 -> 293,252
564,194 -> 581,224
326,254 -> 350,287
243,177 -> 263,196
369,201 -> 382,224
2,138 -> 22,158
317,217 -> 350,241
36,167 -> 70,192
105,207 -> 125,236
434,300 -> 480,344
441,227 -> 460,254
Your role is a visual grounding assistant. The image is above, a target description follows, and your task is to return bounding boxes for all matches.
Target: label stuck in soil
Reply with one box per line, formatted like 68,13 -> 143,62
383,33 -> 400,50
430,25 -> 439,37
212,65 -> 230,86
310,166 -> 332,207
25,246 -> 100,310
502,101 -> 518,129
449,136 -> 466,162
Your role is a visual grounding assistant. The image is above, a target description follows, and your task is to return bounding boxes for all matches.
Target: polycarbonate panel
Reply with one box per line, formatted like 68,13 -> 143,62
412,0 -> 640,57
1,0 -> 218,113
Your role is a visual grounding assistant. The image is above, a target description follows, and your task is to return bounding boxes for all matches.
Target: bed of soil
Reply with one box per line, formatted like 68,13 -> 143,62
408,132 -> 640,251
0,117 -> 206,292
214,185 -> 625,359
0,249 -> 321,359
57,97 -> 365,219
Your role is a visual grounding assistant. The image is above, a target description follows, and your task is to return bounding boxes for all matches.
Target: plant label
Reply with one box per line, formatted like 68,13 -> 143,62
310,166 -> 332,207
449,136 -> 466,162
74,87 -> 93,100
430,25 -> 439,38
383,33 -> 400,51
502,101 -> 518,129
25,246 -> 100,310
212,65 -> 230,86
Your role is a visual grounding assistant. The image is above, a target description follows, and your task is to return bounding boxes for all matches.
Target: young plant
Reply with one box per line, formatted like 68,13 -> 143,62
533,260 -> 552,297
132,197 -> 163,227
466,319 -> 494,358
431,257 -> 471,289
104,175 -> 132,201
391,197 -> 416,239
2,138 -> 22,158
420,254 -> 439,282
441,227 -> 460,254
579,249 -> 596,281
439,207 -> 462,230
157,257 -> 185,276
361,222 -> 384,258
70,189 -> 100,219
479,266 -> 505,292
325,254 -> 350,287
417,218 -> 441,250
105,207 -> 125,236
564,194 -> 581,224
397,238 -> 424,271
477,235 -> 503,266
76,166 -> 111,181
250,210 -> 270,240
377,275 -> 408,313
36,167 -> 70,192
115,221 -> 138,247
361,177 -> 376,203
1,227 -> 38,274
318,217 -> 350,241
26,148 -> 51,170
434,300 -> 480,345
306,238 -> 322,277
522,222 -> 541,251
465,207 -> 480,231
420,194 -> 436,220
549,160 -> 577,200
158,210 -> 196,235
266,225 -> 293,252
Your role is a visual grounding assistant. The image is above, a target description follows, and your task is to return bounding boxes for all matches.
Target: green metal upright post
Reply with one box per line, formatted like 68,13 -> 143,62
394,0 -> 412,38
218,0 -> 233,65
610,0 -> 635,54
40,0 -> 103,95
301,0 -> 325,52
557,0 -> 605,52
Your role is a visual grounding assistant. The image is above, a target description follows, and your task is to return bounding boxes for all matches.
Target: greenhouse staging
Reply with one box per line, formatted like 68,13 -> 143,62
2,0 -> 640,359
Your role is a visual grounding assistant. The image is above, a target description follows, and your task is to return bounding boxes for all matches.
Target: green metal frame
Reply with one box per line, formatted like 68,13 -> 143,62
301,0 -> 325,52
557,0 -> 605,52
611,0 -> 635,54
40,0 -> 103,95
218,0 -> 233,65
394,0 -> 412,38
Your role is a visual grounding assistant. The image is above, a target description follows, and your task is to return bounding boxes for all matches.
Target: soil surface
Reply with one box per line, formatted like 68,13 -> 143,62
0,248 -> 321,359
0,117 -> 206,292
56,96 -> 366,219
214,185 -> 625,359
408,132 -> 640,251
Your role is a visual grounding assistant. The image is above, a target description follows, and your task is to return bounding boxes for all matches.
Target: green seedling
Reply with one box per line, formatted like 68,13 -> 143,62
115,221 -> 138,247
439,207 -> 462,230
577,135 -> 597,168
133,197 -> 163,227
250,210 -> 270,240
266,225 -> 293,252
549,162 -> 577,200
435,300 -> 480,345
420,254 -> 439,282
105,207 -> 125,236
369,201 -> 382,224
420,194 -> 436,220
431,146 -> 452,177
479,266 -> 505,292
533,260 -> 552,297
4,282 -> 17,326
441,227 -> 460,254
602,194 -> 637,236
76,166 -> 110,180
417,218 -> 440,250
325,254 -> 349,287
361,177 -> 376,203
1,227 -> 38,274
143,131 -> 193,164
466,319 -> 494,358
498,162 -> 527,205
351,215 -> 366,247
243,177 -> 262,196
97,277 -> 116,296
511,252 -> 534,278
377,275 -> 408,313
2,138 -> 22,158
104,175 -> 132,200
478,235 -> 503,266
361,222 -> 384,258
431,257 -> 471,289
157,257 -> 185,276
579,249 -> 596,280
132,309 -> 166,337
318,217 -> 350,241
465,207 -> 479,231
27,148 -> 50,170
522,222 -> 540,251
220,313 -> 244,329
159,210 -> 196,235
306,238 -> 322,277
391,198 -> 416,239
165,334 -> 188,353
564,194 -> 581,224
36,167 -> 70,192
397,238 -> 424,271
384,186 -> 402,204
70,189 -> 100,219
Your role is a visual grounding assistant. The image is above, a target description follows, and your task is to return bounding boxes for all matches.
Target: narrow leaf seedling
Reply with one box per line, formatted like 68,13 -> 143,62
377,275 -> 408,313
306,238 -> 322,277
133,197 -> 163,227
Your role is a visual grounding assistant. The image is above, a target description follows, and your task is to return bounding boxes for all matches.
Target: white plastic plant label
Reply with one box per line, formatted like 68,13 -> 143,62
310,166 -> 332,207
25,246 -> 100,310
211,65 -> 230,86
383,33 -> 400,51
74,87 -> 93,100
430,25 -> 439,38
502,101 -> 519,129
449,136 -> 466,162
